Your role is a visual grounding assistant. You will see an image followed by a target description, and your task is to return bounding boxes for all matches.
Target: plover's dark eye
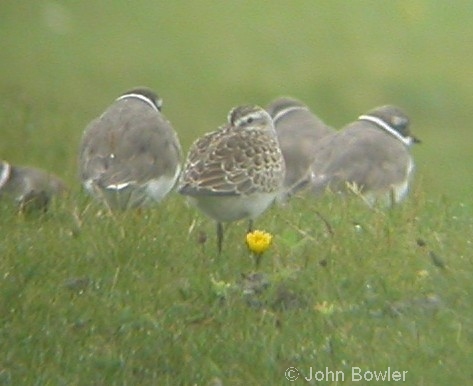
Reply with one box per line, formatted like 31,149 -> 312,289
246,117 -> 254,124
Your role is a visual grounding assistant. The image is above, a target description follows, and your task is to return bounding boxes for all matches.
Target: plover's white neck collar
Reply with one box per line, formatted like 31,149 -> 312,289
272,105 -> 308,124
116,93 -> 159,111
358,114 -> 413,147
0,162 -> 12,190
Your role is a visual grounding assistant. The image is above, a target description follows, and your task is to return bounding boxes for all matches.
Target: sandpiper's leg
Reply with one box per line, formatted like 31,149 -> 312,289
247,219 -> 254,233
217,222 -> 224,254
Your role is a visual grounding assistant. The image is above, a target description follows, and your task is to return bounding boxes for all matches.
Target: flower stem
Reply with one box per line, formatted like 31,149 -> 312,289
254,253 -> 263,269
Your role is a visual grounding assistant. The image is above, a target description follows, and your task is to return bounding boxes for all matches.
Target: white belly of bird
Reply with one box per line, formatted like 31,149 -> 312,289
84,165 -> 180,210
0,162 -> 12,190
363,157 -> 415,207
145,165 -> 181,202
187,192 -> 277,222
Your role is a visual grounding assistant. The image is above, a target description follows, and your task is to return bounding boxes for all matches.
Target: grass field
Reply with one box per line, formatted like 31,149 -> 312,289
1,2 -> 473,385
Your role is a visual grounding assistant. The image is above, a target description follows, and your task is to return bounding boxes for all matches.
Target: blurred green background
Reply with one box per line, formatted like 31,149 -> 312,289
0,1 -> 472,200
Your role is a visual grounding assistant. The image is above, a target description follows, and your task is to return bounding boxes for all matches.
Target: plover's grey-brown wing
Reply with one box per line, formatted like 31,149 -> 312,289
79,93 -> 182,209
266,97 -> 334,197
0,162 -> 67,211
81,104 -> 179,185
310,125 -> 412,195
17,166 -> 68,196
1,162 -> 67,197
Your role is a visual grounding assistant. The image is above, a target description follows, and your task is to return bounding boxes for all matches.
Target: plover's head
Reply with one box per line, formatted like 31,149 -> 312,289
265,97 -> 307,122
118,87 -> 163,111
359,105 -> 421,145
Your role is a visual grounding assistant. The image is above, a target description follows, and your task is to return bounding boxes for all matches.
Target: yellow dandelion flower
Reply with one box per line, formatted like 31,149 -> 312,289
246,230 -> 273,255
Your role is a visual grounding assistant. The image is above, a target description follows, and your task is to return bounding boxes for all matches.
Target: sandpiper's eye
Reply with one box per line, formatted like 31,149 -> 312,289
246,117 -> 254,124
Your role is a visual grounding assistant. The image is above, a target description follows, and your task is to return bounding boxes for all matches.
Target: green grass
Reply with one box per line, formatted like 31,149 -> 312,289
1,191 -> 473,385
1,1 -> 473,385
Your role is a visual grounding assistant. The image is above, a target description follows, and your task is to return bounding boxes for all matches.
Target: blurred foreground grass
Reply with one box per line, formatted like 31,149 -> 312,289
1,1 -> 473,385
